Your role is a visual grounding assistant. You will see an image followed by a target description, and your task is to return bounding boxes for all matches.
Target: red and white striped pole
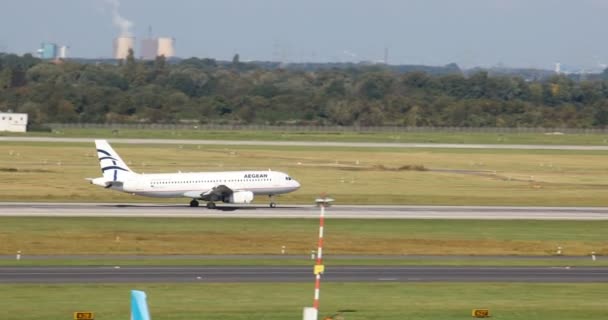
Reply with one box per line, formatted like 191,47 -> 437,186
312,202 -> 325,311
311,196 -> 333,317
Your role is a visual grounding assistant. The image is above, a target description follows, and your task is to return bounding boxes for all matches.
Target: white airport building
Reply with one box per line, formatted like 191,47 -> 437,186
0,113 -> 28,132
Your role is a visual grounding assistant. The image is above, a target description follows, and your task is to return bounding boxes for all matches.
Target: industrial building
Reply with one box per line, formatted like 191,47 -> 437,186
38,43 -> 57,59
58,45 -> 68,59
0,112 -> 28,132
37,43 -> 69,60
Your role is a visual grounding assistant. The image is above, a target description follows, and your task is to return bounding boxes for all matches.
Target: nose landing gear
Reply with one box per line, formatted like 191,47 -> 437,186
269,195 -> 277,208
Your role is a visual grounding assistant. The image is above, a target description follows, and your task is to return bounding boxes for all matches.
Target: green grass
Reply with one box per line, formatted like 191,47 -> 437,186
1,217 -> 607,256
1,283 -> 606,320
6,127 -> 608,145
2,142 -> 608,205
2,257 -> 607,267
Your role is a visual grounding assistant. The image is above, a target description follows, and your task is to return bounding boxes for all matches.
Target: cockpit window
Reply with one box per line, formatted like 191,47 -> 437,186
285,176 -> 292,180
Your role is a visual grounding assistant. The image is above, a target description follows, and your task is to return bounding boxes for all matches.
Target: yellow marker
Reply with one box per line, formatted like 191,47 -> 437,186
471,309 -> 490,318
314,265 -> 325,275
74,312 -> 94,320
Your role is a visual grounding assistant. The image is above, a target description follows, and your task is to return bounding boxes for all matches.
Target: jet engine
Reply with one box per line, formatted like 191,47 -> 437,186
225,191 -> 254,204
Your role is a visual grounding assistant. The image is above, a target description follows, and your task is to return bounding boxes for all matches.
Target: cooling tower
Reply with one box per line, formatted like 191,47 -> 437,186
157,37 -> 175,58
114,36 -> 135,59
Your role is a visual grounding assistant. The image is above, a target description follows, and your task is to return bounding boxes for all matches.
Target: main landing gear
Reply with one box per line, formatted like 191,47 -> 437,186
189,199 -> 216,209
269,195 -> 277,208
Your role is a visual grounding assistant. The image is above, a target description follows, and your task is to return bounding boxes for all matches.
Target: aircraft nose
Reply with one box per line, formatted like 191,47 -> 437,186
293,180 -> 301,189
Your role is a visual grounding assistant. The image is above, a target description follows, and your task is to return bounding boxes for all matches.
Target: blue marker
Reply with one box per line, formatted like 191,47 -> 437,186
131,290 -> 151,320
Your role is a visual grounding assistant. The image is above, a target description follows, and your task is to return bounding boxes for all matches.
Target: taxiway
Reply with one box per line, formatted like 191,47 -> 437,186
2,136 -> 608,150
1,266 -> 606,283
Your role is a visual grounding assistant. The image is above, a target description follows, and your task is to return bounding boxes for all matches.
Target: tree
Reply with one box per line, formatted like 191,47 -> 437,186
123,48 -> 137,84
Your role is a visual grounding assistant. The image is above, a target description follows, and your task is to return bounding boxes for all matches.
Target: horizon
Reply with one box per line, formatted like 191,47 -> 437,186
3,0 -> 608,71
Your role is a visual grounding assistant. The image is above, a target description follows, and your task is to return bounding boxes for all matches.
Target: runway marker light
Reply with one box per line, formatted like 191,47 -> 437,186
16,250 -> 21,261
281,245 -> 286,254
556,246 -> 562,255
73,312 -> 94,320
591,251 -> 596,261
471,309 -> 490,318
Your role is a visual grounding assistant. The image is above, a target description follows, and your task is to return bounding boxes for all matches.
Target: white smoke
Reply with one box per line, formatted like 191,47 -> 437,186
104,0 -> 134,36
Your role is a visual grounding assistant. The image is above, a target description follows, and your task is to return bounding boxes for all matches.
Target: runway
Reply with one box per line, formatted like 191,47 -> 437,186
1,266 -> 606,283
1,202 -> 608,220
3,136 -> 608,150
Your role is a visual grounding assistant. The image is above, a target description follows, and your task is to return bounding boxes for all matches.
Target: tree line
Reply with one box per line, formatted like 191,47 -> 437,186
2,51 -> 608,128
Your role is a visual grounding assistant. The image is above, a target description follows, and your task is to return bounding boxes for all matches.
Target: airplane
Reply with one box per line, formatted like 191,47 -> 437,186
88,140 -> 300,208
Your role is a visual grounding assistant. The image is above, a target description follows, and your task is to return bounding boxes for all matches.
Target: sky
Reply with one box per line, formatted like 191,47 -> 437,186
2,0 -> 608,69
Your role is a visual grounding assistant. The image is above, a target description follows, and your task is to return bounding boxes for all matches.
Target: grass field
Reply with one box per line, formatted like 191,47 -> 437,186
2,142 -> 608,205
1,283 -> 606,320
5,127 -> 608,145
2,257 -> 607,267
1,218 -> 606,256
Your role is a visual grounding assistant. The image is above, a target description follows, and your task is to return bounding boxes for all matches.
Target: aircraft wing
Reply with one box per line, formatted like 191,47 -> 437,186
185,185 -> 233,201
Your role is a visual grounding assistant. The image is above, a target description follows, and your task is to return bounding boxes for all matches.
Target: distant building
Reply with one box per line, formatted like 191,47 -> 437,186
58,46 -> 69,59
38,43 -> 58,59
0,113 -> 28,132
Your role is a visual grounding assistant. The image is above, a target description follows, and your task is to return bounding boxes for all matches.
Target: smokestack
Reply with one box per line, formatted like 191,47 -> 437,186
384,47 -> 389,65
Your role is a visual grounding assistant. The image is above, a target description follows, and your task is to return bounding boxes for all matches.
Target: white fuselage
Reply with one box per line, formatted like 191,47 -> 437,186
111,170 -> 300,199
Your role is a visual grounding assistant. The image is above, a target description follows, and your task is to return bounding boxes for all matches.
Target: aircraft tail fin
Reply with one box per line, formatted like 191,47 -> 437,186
95,140 -> 136,182
131,290 -> 151,320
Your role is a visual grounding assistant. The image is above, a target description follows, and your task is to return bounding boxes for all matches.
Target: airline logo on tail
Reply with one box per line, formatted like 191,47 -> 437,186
95,140 -> 134,182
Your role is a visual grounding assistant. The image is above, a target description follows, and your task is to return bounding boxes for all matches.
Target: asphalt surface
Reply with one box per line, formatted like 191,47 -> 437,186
1,266 -> 606,283
3,136 -> 608,150
2,202 -> 608,220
